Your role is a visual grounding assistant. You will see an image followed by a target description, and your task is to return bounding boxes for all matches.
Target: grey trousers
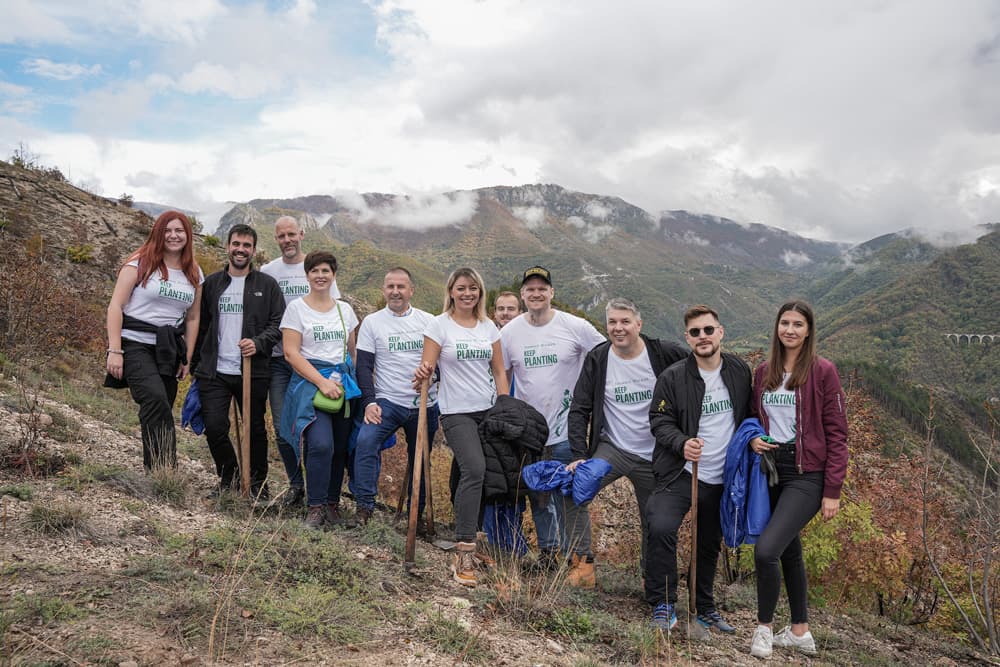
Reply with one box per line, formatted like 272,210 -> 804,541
440,410 -> 488,542
564,437 -> 655,565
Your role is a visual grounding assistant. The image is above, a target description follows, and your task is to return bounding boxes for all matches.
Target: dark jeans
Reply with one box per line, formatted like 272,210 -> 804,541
122,339 -> 177,470
755,441 -> 824,625
644,471 -> 725,612
303,407 -> 354,507
353,398 -> 440,512
269,357 -> 303,489
564,438 -> 655,564
441,411 -> 488,542
199,372 -> 269,489
527,439 -> 574,553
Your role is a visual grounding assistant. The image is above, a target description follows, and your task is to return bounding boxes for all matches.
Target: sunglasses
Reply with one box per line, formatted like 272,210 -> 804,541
687,326 -> 718,337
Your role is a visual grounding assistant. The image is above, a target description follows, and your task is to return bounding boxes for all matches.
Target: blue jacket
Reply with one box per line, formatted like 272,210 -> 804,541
279,359 -> 360,460
721,418 -> 771,547
180,379 -> 205,436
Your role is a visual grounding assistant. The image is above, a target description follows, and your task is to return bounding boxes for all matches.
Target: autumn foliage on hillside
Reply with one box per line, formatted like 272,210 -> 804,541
800,382 -> 998,645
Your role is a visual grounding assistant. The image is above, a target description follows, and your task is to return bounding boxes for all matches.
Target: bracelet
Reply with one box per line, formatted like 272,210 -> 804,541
107,349 -> 124,355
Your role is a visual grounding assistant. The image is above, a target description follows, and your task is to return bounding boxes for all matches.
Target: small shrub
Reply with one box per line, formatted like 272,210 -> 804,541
203,235 -> 221,247
1,592 -> 85,641
25,502 -> 91,535
149,466 -> 190,505
0,483 -> 33,501
540,607 -> 597,641
66,243 -> 94,263
257,583 -> 377,644
60,462 -> 132,492
357,514 -> 405,552
418,611 -> 492,663
118,193 -> 133,207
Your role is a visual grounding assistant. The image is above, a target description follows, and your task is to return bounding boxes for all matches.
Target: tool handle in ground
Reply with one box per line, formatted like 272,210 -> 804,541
403,379 -> 429,570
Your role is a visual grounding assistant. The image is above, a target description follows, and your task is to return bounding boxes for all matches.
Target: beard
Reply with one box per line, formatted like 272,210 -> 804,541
693,341 -> 719,358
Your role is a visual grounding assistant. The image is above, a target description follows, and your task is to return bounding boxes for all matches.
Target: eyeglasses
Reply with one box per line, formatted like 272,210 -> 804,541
687,326 -> 717,337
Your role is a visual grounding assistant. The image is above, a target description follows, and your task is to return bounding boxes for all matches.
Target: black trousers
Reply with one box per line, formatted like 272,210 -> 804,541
199,372 -> 269,489
754,442 -> 823,624
123,339 -> 177,470
644,470 -> 724,613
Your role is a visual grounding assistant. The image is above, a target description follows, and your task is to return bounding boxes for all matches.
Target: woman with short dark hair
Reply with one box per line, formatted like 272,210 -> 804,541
279,250 -> 359,529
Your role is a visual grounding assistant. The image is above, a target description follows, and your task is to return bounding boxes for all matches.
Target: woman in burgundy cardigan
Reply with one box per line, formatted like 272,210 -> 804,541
747,300 -> 848,659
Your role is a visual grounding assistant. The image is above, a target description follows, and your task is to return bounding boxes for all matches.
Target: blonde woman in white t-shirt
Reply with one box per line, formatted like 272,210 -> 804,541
413,267 -> 509,587
105,210 -> 203,470
280,250 -> 360,530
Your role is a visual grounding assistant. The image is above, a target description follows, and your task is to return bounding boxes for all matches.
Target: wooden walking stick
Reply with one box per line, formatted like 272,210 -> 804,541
404,379 -> 429,570
396,457 -> 413,517
689,460 -> 699,622
240,356 -> 251,497
421,405 -> 435,537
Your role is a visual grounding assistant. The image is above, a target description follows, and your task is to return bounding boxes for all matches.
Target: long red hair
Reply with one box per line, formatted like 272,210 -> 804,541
126,211 -> 201,287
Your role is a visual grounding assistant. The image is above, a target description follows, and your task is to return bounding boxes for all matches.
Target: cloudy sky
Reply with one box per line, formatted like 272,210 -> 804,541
2,0 -> 999,242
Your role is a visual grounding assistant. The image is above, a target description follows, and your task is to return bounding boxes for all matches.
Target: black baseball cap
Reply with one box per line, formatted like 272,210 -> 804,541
521,266 -> 552,286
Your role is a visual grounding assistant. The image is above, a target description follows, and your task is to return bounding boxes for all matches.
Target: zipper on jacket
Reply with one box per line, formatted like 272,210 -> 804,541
795,385 -> 803,474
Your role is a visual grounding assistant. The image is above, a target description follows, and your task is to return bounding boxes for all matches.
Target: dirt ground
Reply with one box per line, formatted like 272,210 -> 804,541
0,385 -> 990,666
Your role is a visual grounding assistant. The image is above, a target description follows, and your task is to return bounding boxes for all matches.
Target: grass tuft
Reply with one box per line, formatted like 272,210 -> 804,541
149,465 -> 190,505
24,501 -> 92,536
0,483 -> 33,500
257,582 -> 377,644
418,611 -> 493,663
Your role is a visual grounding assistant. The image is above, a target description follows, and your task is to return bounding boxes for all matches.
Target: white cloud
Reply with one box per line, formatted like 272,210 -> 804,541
4,0 -> 1000,244
174,62 -> 282,99
681,230 -> 709,246
582,224 -> 614,243
22,58 -> 102,80
337,190 -> 479,230
584,200 -> 611,220
781,250 -> 812,268
511,205 -> 545,228
0,0 -> 73,44
0,81 -> 30,97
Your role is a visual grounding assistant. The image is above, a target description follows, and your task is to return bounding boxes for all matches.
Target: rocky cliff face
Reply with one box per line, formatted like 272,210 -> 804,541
0,160 -> 156,285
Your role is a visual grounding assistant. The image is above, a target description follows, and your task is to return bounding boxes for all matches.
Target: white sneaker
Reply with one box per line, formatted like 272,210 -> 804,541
773,626 -> 817,655
750,624 -> 773,658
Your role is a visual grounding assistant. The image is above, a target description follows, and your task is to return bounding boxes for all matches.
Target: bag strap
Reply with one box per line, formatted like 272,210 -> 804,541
336,301 -> 349,365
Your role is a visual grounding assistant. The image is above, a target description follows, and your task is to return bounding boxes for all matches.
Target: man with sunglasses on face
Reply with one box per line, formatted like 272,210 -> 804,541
644,305 -> 751,634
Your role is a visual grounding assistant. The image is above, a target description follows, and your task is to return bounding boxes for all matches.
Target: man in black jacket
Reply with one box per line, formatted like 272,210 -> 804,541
191,224 -> 284,498
563,297 -> 686,587
645,304 -> 751,633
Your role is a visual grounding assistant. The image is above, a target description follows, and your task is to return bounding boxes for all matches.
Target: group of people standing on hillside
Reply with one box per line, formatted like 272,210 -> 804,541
105,209 -> 848,659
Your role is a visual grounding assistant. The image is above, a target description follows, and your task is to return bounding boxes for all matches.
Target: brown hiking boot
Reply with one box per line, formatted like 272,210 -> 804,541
473,546 -> 496,570
304,505 -> 326,530
566,553 -> 596,588
327,503 -> 357,528
355,506 -> 373,527
451,542 -> 478,587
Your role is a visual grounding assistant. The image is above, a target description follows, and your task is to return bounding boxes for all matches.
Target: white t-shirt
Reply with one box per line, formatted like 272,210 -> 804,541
216,275 -> 245,375
762,373 -> 797,443
425,314 -> 500,415
684,365 -> 734,484
357,306 -> 438,408
279,298 -> 359,365
261,256 -> 341,357
601,349 -> 657,460
502,310 -> 605,445
121,260 -> 204,345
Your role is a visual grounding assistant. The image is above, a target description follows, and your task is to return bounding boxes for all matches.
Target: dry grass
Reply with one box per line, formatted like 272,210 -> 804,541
24,502 -> 92,536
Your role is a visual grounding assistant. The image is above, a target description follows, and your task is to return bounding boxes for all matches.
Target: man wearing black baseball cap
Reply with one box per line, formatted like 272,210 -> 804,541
501,264 -> 605,579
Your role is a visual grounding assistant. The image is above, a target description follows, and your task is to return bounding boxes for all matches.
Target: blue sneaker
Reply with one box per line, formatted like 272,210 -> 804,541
651,602 -> 677,632
697,609 -> 736,634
